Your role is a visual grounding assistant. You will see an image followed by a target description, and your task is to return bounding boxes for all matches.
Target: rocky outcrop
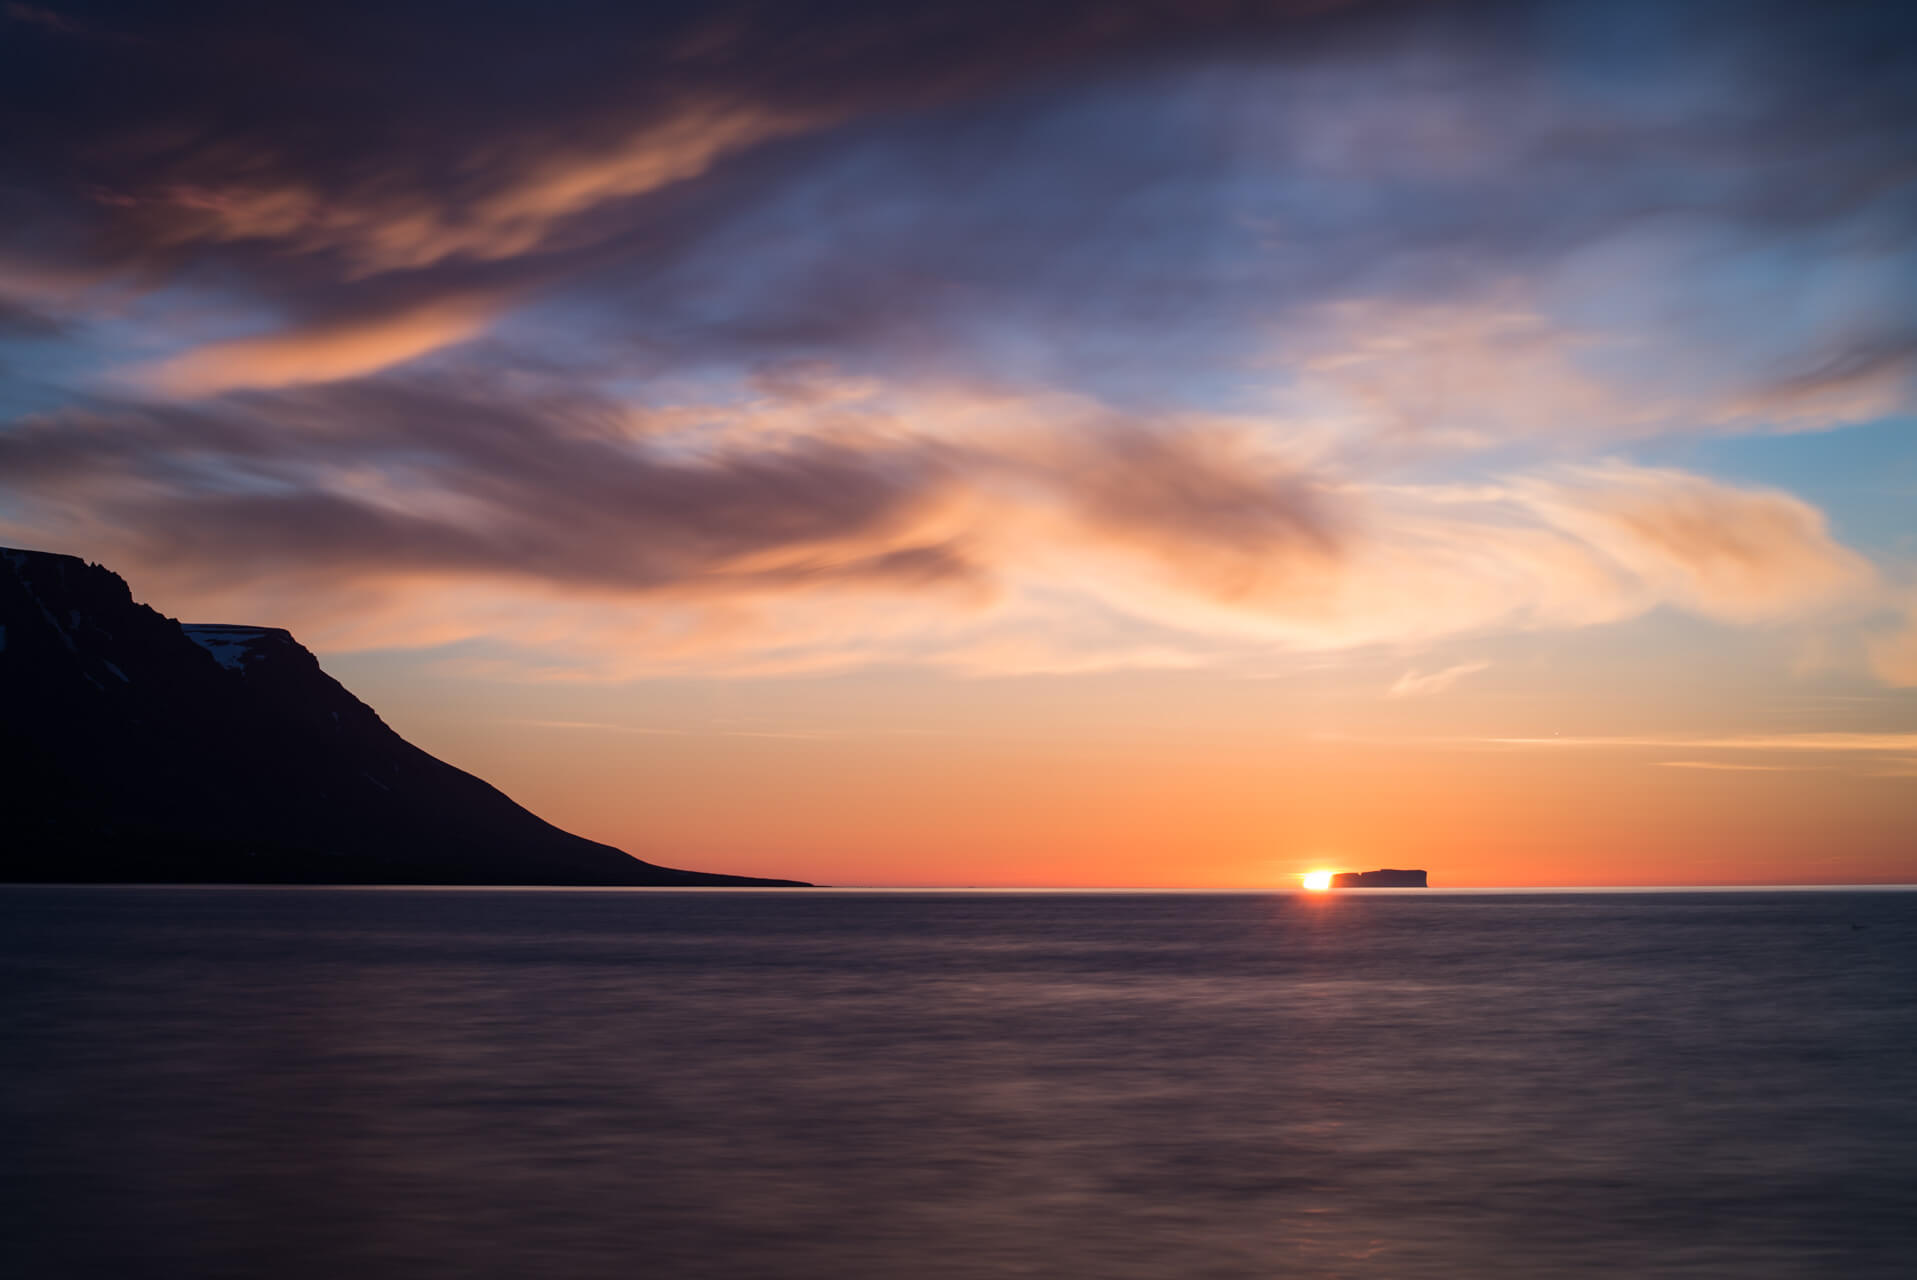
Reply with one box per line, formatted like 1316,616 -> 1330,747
0,547 -> 807,885
1331,869 -> 1428,888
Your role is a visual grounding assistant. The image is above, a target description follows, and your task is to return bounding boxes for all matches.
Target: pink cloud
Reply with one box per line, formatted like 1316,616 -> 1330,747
1868,600 -> 1917,687
131,294 -> 505,396
6,369 -> 1883,677
125,101 -> 824,276
1389,662 -> 1489,698
1511,465 -> 1876,624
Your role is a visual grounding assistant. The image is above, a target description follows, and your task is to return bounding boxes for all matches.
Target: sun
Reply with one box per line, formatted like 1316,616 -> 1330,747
1301,870 -> 1333,892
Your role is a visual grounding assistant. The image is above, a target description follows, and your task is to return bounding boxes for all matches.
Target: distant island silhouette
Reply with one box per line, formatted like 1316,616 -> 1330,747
1333,869 -> 1429,888
0,547 -> 808,886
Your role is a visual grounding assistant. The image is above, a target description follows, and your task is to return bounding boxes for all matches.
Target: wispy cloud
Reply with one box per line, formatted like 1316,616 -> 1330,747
3,3 -> 127,40
134,103 -> 826,275
504,719 -> 839,741
1868,599 -> 1917,687
132,294 -> 506,396
1,0 -> 1911,681
0,370 -> 1886,676
1388,661 -> 1489,698
1657,761 -> 1820,772
1491,734 -> 1917,753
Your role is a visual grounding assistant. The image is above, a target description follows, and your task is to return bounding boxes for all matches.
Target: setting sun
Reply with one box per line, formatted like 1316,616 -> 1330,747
1301,870 -> 1334,892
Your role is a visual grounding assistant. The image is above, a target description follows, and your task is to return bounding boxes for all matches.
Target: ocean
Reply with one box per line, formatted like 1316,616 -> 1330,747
4,886 -> 1914,1278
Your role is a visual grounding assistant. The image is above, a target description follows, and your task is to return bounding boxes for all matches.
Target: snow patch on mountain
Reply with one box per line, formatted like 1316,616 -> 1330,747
183,625 -> 275,672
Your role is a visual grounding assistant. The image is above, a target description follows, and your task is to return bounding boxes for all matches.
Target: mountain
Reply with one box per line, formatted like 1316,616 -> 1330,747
0,548 -> 807,885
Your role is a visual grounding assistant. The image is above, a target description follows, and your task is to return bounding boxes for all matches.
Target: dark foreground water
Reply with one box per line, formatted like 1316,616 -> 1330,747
4,888 -> 1915,1279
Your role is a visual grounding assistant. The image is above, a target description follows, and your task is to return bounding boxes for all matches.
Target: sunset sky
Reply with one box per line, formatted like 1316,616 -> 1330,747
2,0 -> 1912,886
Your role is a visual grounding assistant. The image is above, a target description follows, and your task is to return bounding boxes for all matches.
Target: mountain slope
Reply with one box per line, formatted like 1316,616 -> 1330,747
0,548 -> 806,885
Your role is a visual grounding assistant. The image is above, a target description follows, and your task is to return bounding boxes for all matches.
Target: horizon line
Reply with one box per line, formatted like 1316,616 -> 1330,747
7,882 -> 1916,893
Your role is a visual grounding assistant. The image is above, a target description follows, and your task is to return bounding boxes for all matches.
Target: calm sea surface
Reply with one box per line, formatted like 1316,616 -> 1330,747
4,887 -> 1914,1279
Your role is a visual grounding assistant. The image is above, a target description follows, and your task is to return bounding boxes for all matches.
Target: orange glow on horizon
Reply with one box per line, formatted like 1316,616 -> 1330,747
355,667 -> 1917,890
1301,870 -> 1334,891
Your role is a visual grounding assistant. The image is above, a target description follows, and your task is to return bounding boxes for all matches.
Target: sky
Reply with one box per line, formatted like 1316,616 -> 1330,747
1,0 -> 1913,886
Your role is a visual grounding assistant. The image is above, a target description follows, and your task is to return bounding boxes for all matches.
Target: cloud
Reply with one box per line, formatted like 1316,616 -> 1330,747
503,719 -> 837,741
3,3 -> 110,38
1509,465 -> 1875,624
138,102 -> 825,275
0,295 -> 64,339
1027,423 -> 1341,605
1261,289 -> 1917,457
0,375 -> 981,601
0,0 -> 1909,466
1719,339 -> 1917,431
16,1 -> 1370,283
1492,735 -> 1917,753
1389,662 -> 1488,698
0,1 -> 1910,678
1868,600 -> 1917,687
0,373 -> 1885,676
1272,298 -> 1644,451
1657,761 -> 1817,772
131,294 -> 505,396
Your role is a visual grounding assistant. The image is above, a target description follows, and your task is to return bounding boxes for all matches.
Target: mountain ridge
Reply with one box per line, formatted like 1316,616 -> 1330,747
0,547 -> 807,886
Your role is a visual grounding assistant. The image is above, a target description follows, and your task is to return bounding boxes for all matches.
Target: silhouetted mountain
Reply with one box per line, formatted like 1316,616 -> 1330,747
0,548 -> 807,885
1332,869 -> 1428,888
